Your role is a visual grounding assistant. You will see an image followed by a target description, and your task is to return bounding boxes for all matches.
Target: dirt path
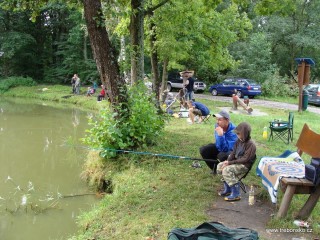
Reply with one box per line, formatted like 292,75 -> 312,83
206,189 -> 315,240
193,94 -> 319,239
195,94 -> 320,115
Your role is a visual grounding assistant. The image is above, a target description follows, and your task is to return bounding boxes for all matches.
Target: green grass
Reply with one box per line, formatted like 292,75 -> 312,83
1,84 -> 103,111
73,99 -> 320,239
2,85 -> 320,239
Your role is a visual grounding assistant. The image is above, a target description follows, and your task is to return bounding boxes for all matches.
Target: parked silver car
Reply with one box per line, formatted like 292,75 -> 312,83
305,84 -> 320,106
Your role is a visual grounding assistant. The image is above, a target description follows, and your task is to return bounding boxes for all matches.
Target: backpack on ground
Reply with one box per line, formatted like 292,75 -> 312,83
168,221 -> 259,240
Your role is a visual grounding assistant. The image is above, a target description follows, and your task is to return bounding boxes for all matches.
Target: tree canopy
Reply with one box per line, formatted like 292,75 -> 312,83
1,0 -> 319,92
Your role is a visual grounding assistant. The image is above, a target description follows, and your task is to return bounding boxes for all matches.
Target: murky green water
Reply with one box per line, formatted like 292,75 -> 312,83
0,98 -> 97,239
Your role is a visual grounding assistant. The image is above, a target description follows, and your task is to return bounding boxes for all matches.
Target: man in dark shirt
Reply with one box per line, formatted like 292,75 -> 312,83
182,70 -> 195,101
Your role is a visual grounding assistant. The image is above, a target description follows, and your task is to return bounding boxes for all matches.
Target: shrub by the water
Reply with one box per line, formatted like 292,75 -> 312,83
83,82 -> 166,158
0,76 -> 37,93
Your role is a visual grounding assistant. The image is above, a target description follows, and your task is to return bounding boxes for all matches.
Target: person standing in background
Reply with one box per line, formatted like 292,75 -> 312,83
185,71 -> 195,101
93,81 -> 98,93
72,74 -> 80,94
71,74 -> 77,94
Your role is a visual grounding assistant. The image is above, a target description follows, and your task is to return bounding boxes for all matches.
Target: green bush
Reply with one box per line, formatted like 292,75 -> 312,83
261,71 -> 298,97
83,82 -> 166,158
0,76 -> 37,93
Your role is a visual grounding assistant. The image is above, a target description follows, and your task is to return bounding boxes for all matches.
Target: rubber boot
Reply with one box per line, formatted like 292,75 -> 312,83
218,181 -> 231,196
224,183 -> 241,201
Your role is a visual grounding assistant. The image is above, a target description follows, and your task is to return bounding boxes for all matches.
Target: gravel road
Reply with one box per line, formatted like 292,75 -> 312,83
194,94 -> 320,115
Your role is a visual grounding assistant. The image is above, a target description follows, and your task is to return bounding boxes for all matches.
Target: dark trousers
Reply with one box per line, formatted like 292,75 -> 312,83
97,95 -> 105,101
199,143 -> 230,173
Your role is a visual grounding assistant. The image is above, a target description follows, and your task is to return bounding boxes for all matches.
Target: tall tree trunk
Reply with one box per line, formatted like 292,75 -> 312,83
119,36 -> 130,81
83,0 -> 127,107
83,28 -> 88,61
149,22 -> 161,101
130,0 -> 144,84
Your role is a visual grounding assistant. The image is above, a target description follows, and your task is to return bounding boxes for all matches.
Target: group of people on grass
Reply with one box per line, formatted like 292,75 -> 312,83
200,110 -> 256,202
71,73 -> 106,101
187,103 -> 256,201
167,70 -> 256,202
169,99 -> 256,201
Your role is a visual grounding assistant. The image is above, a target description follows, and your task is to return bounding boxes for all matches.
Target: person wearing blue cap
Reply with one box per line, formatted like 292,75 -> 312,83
199,110 -> 237,174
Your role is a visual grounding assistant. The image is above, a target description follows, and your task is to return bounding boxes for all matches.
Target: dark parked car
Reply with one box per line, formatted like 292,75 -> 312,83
305,84 -> 320,106
167,72 -> 206,92
209,78 -> 262,98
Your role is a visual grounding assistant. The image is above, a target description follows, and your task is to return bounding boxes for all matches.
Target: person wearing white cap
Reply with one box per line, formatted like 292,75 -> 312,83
199,110 -> 237,174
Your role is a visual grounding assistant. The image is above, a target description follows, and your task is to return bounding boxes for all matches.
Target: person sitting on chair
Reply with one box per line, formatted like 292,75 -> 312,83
199,110 -> 237,174
97,85 -> 106,101
187,100 -> 210,124
178,88 -> 188,109
86,87 -> 94,97
217,122 -> 256,201
164,91 -> 175,115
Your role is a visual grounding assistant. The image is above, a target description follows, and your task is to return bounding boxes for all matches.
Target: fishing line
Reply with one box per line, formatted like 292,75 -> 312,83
68,144 -> 220,167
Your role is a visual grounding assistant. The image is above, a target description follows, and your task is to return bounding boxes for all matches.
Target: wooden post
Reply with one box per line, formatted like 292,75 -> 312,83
297,61 -> 305,112
303,64 -> 310,85
295,58 -> 315,112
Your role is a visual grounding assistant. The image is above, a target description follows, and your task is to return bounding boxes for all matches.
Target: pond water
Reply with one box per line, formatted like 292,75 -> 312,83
0,98 -> 97,240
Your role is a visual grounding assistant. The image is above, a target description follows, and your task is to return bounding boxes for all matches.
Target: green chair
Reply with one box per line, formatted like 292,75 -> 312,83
269,112 -> 294,144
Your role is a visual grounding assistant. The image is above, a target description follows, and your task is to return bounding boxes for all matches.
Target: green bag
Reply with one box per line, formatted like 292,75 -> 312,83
168,221 -> 259,240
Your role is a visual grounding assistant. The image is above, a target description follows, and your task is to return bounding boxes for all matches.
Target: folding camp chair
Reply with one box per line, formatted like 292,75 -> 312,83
238,155 -> 257,193
165,88 -> 188,113
202,114 -> 212,123
269,112 -> 294,144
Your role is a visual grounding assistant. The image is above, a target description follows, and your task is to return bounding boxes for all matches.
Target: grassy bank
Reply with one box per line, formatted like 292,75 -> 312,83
1,84 -> 102,111
2,85 -> 320,239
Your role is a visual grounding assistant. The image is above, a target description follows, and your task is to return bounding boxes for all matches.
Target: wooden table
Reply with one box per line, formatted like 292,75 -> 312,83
277,177 -> 320,219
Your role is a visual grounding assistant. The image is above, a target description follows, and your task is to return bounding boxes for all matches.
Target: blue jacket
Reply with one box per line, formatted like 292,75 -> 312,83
193,102 -> 210,116
214,122 -> 237,152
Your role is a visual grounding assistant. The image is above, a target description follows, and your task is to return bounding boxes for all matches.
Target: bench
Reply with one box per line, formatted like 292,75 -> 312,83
277,123 -> 320,219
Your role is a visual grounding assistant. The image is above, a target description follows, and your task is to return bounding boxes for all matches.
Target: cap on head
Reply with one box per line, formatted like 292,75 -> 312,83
213,110 -> 230,120
179,70 -> 194,76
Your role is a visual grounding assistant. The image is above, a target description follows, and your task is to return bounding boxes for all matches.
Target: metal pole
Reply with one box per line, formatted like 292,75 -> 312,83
298,61 -> 306,112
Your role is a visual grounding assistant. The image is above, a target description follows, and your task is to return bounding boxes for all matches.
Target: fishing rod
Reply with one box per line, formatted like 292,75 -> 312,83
73,145 -> 220,167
